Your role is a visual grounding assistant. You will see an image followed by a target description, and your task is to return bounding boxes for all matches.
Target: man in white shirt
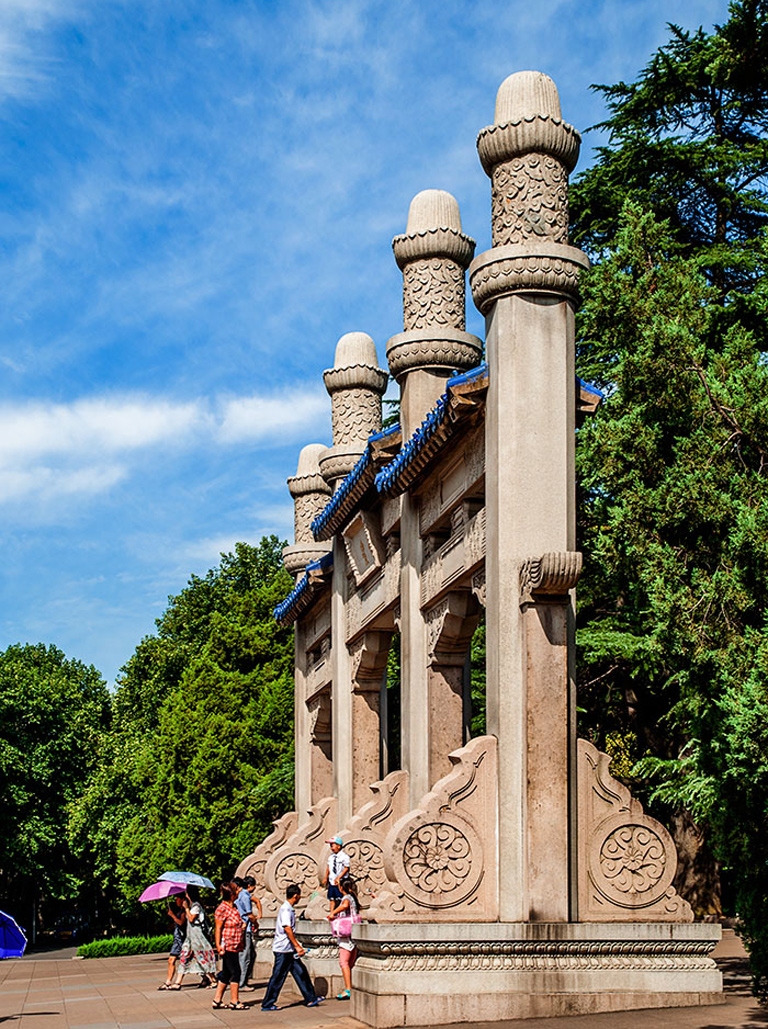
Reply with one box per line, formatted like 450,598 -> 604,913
260,884 -> 323,1011
321,835 -> 350,913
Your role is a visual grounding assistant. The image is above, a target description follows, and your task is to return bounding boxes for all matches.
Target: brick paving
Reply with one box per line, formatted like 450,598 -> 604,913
0,931 -> 761,1029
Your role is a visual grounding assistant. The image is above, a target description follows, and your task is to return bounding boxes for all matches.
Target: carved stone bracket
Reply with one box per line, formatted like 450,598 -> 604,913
426,592 -> 480,667
235,811 -> 299,918
303,769 -> 410,920
368,735 -> 499,922
350,631 -> 393,693
471,568 -> 486,607
343,510 -> 385,587
577,740 -> 693,922
519,551 -> 583,605
263,796 -> 338,914
307,687 -> 332,743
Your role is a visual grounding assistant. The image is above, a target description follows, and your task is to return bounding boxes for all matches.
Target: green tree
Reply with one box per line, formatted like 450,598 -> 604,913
575,202 -> 768,995
571,0 -> 768,307
572,3 -> 768,998
0,643 -> 110,934
70,537 -> 295,921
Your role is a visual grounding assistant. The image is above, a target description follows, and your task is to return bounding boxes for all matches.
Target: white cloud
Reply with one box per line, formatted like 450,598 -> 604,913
0,385 -> 329,503
0,0 -> 82,101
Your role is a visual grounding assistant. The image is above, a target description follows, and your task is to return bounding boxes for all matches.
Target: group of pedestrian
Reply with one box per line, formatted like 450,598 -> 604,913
156,835 -> 360,1012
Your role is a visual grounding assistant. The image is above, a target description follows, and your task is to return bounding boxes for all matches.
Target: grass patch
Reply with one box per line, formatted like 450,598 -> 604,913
77,934 -> 173,958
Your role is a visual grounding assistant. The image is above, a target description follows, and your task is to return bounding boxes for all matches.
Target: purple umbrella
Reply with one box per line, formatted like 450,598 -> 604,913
138,881 -> 187,903
0,909 -> 27,959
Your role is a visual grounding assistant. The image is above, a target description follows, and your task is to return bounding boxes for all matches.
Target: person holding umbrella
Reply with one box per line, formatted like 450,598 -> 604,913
161,894 -> 186,989
170,886 -> 217,989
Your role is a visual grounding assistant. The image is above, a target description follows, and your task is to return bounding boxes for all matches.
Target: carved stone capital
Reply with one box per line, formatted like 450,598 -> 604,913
519,551 -> 583,605
471,568 -> 486,607
392,226 -> 475,270
476,115 -> 580,177
282,541 -> 332,578
287,471 -> 332,498
323,363 -> 389,394
386,328 -> 483,381
469,243 -> 589,313
318,444 -> 366,485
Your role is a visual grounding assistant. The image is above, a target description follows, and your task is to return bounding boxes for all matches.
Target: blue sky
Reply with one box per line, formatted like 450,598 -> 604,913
0,0 -> 729,685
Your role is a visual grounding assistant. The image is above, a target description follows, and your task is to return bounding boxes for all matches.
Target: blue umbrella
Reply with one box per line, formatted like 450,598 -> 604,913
158,871 -> 215,890
0,910 -> 27,959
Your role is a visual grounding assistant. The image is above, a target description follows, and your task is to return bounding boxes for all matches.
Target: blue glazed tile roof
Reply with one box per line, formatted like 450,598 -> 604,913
375,363 -> 489,498
310,422 -> 401,542
273,550 -> 333,626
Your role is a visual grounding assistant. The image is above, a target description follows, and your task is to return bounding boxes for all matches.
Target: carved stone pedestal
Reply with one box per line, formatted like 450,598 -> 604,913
351,921 -> 723,1028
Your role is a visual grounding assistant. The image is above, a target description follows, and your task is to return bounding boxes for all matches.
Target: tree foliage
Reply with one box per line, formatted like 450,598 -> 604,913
0,644 -> 110,931
70,537 -> 295,923
572,0 -> 768,998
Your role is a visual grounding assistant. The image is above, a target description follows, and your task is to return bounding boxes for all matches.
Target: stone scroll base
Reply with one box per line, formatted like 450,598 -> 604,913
348,921 -> 722,1028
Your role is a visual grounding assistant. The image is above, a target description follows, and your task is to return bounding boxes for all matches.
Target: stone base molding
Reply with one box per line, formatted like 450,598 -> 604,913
351,921 -> 722,1027
367,735 -> 498,922
469,241 -> 589,312
235,811 -> 298,918
577,740 -> 694,921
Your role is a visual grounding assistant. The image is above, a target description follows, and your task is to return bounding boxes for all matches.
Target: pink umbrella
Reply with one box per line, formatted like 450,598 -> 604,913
138,881 -> 187,903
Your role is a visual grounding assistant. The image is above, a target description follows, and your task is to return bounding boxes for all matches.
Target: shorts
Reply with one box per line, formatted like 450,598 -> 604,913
169,928 -> 185,958
339,945 -> 357,970
217,950 -> 241,984
327,884 -> 343,901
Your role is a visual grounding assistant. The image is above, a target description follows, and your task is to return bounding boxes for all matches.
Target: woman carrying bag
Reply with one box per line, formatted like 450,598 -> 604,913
327,876 -> 361,1001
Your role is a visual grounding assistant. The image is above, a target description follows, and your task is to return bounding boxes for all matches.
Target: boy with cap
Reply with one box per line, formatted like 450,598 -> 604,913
321,835 -> 350,914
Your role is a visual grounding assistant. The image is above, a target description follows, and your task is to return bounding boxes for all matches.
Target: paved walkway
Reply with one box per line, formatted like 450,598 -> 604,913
0,931 -> 761,1029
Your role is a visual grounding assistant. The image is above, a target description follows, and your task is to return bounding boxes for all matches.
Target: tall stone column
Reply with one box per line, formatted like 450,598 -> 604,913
388,190 -> 483,805
283,443 -> 332,579
469,72 -> 588,922
320,332 -> 388,825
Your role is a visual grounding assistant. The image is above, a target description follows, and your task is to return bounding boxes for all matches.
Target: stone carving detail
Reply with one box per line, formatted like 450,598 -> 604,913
402,823 -> 472,895
386,329 -> 483,380
355,937 -> 720,974
349,630 -> 392,692
346,839 -> 388,895
235,810 -> 299,918
294,493 -> 328,543
303,769 -> 409,920
519,550 -> 583,604
272,852 -> 320,893
264,795 -> 337,914
491,154 -> 568,246
307,689 -> 331,743
600,825 -> 667,896
369,735 -> 498,921
471,568 -> 486,607
332,387 -> 383,448
425,592 -> 480,667
577,739 -> 693,921
469,243 -> 589,313
403,258 -> 465,331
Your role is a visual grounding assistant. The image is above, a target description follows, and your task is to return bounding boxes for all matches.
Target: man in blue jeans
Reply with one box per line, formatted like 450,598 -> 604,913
261,884 -> 324,1011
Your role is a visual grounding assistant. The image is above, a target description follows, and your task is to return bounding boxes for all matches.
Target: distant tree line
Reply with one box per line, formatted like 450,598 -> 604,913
0,537 -> 294,938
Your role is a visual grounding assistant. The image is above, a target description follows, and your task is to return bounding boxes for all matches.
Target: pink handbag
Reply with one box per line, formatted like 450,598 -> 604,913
331,912 -> 361,937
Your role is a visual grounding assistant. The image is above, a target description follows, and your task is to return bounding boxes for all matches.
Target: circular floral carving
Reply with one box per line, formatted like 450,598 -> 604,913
272,853 -> 319,893
402,823 -> 472,895
599,825 -> 666,894
345,839 -> 388,895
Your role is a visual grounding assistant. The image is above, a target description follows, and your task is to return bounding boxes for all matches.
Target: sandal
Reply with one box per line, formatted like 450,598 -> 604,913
158,982 -> 174,991
168,984 -> 181,991
211,1001 -> 226,1009
336,989 -> 350,1000
228,1002 -> 247,1010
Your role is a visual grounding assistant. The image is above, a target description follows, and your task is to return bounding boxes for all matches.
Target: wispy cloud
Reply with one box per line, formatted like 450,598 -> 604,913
0,385 -> 328,503
0,0 -> 81,101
